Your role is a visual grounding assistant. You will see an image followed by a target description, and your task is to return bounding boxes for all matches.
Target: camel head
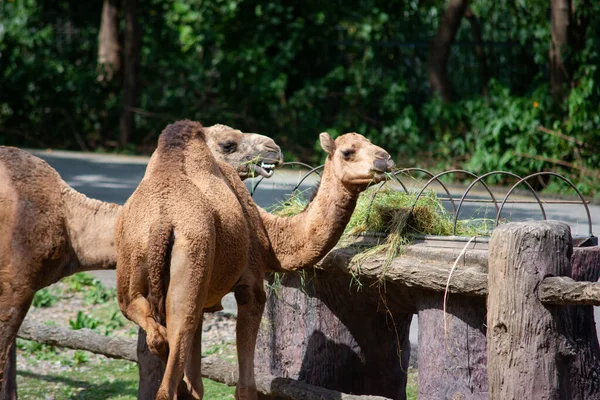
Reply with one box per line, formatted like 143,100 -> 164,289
319,132 -> 394,189
204,124 -> 283,180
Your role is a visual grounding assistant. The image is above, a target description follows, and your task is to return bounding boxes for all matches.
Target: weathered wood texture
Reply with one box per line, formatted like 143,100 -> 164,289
17,320 -> 137,362
540,277 -> 600,305
417,293 -> 488,399
0,343 -> 16,400
317,245 -> 488,304
255,270 -> 411,400
487,221 -> 576,399
569,247 -> 600,400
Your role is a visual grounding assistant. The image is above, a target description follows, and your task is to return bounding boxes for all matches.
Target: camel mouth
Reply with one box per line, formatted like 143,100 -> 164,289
252,162 -> 276,178
371,171 -> 389,183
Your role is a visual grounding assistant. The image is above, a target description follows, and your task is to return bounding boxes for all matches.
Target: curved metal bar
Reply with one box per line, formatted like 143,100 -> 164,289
409,170 -> 484,217
364,167 -> 450,226
452,171 -> 546,235
291,165 -> 325,194
250,176 -> 266,196
250,162 -> 323,196
496,172 -> 593,237
363,168 -> 441,224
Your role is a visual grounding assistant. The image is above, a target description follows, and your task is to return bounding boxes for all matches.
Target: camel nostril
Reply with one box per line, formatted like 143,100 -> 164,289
375,151 -> 389,160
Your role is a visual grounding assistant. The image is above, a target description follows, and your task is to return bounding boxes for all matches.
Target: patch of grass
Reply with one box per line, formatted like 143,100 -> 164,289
69,311 -> 100,331
84,283 -> 116,305
31,288 -> 59,308
406,368 -> 418,400
17,348 -> 236,399
16,357 -> 139,399
62,273 -> 96,293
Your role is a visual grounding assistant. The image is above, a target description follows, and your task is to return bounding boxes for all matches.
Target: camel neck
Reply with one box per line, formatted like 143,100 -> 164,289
63,187 -> 121,272
262,160 -> 359,271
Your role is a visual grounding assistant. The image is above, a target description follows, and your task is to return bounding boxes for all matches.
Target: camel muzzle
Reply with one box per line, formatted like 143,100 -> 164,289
373,156 -> 394,173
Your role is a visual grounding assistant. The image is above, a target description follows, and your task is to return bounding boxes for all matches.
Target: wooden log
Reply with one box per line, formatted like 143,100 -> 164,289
0,343 -> 16,400
487,221 -> 576,399
255,270 -> 411,399
569,247 -> 600,400
17,320 -> 137,362
317,245 -> 488,300
416,293 -> 487,399
540,277 -> 600,305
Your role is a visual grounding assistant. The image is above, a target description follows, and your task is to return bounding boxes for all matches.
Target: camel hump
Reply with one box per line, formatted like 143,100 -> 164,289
146,221 -> 174,325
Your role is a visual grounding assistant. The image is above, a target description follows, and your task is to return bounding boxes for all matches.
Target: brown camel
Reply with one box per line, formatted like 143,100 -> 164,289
125,122 -> 394,399
0,124 -> 282,390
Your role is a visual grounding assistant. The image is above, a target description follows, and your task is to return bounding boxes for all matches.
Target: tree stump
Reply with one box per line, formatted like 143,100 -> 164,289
416,292 -> 487,399
137,329 -> 164,400
0,342 -> 16,400
487,221 -> 576,399
570,247 -> 600,400
255,270 -> 412,400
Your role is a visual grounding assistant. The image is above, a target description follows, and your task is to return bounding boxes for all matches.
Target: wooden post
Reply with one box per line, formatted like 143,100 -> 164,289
488,221 -> 576,399
570,247 -> 600,400
137,329 -> 164,400
0,342 -> 16,400
255,270 -> 412,400
416,293 -> 488,399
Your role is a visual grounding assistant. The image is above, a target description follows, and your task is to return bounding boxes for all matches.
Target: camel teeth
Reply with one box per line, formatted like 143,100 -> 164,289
260,163 -> 275,169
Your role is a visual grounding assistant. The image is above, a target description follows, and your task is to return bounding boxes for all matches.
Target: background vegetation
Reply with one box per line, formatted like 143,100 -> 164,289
1,0 -> 599,193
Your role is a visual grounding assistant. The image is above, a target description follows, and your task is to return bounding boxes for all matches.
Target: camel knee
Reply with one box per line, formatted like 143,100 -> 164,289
146,323 -> 169,362
234,284 -> 266,309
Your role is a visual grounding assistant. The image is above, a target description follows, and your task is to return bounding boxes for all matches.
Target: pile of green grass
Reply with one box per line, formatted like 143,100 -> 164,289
270,186 -> 493,260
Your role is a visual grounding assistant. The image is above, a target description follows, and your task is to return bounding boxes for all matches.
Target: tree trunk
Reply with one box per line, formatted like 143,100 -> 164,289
119,0 -> 141,147
0,343 -> 16,400
464,7 -> 489,97
487,221 -> 575,399
97,0 -> 121,82
255,271 -> 412,400
429,0 -> 469,102
550,0 -> 572,101
416,293 -> 488,399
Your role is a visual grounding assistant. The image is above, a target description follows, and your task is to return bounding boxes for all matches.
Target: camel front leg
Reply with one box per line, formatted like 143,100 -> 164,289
0,283 -> 34,391
234,272 -> 266,400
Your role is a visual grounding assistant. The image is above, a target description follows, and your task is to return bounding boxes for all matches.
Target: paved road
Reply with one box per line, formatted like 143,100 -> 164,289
29,148 -> 600,345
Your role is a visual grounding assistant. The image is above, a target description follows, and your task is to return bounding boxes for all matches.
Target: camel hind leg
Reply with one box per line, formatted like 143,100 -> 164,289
157,236 -> 214,400
233,269 -> 266,400
117,256 -> 169,363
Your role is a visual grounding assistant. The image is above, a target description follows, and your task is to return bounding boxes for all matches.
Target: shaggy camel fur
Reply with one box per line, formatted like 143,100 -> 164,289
128,123 -> 394,399
116,120 -> 280,399
0,125 -> 282,389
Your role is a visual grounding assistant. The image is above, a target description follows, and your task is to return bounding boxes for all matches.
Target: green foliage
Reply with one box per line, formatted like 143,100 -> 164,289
62,272 -> 96,292
31,288 -> 59,308
1,0 -> 599,193
69,311 -> 100,330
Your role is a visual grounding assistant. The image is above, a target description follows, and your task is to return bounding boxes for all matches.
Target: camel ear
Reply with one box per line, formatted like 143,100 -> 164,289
319,132 -> 336,155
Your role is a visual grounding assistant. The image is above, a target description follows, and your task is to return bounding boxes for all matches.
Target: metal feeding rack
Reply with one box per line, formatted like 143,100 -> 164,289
249,163 -> 597,249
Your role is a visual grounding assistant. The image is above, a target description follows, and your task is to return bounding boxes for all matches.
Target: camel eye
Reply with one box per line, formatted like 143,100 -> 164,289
341,149 -> 355,159
220,141 -> 237,154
